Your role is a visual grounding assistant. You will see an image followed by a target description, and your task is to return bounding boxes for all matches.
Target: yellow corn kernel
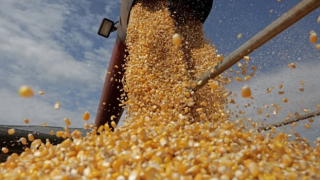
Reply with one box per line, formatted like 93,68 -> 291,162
138,129 -> 148,141
237,33 -> 242,39
281,154 -> 293,167
243,56 -> 250,61
112,158 -> 125,172
172,33 -> 182,45
19,137 -> 27,145
54,102 -> 60,110
98,125 -> 104,133
318,15 -> 320,23
84,123 -> 90,129
197,80 -> 202,86
302,109 -> 309,113
200,102 -> 207,107
241,84 -> 252,98
145,167 -> 158,180
2,147 -> 9,153
310,32 -> 318,43
38,91 -> 45,95
304,123 -> 310,129
19,86 -> 34,98
244,76 -> 251,81
24,118 -> 30,124
8,129 -> 15,135
56,131 -> 64,138
28,134 -> 34,141
217,54 -> 224,61
60,139 -> 72,148
111,121 -> 117,128
244,160 -> 259,177
42,123 -> 46,127
236,77 -> 243,82
185,91 -> 191,98
209,81 -> 219,91
287,63 -> 296,68
64,118 -> 71,126
50,130 -> 54,135
316,44 -> 320,50
283,98 -> 288,103
83,111 -> 90,121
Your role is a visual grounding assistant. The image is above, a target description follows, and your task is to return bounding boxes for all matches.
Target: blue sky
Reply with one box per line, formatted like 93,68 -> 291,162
0,0 -> 319,142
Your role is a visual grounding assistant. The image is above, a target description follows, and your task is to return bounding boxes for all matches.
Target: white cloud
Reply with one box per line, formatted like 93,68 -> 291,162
0,0 -> 121,128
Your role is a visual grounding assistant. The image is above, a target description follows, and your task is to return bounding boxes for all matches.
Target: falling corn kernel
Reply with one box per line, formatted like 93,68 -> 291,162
270,9 -> 273,13
258,108 -> 263,115
2,147 -> 9,153
251,65 -> 257,71
50,130 -> 54,135
304,124 -> 310,129
283,98 -> 288,103
302,109 -> 309,113
24,118 -> 30,124
172,33 -> 182,45
310,32 -> 318,43
39,91 -> 45,95
209,81 -> 219,91
54,102 -> 60,110
42,123 -> 46,127
111,121 -> 117,128
316,44 -> 320,50
287,63 -> 296,68
217,54 -> 223,61
56,131 -> 64,138
19,86 -> 34,98
243,56 -> 250,61
318,15 -> 320,23
8,129 -> 15,135
237,33 -> 242,39
244,76 -> 251,81
28,133 -> 34,141
64,118 -> 71,126
236,77 -> 243,82
197,80 -> 202,86
83,111 -> 90,121
241,84 -> 252,98
84,123 -> 90,129
279,84 -> 283,89
19,137 -> 27,145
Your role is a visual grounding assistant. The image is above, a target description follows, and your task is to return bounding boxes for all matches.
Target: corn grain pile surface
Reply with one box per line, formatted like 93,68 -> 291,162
1,1 -> 320,180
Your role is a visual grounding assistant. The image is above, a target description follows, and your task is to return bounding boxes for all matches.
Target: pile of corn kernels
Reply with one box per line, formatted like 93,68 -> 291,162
1,1 -> 320,180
